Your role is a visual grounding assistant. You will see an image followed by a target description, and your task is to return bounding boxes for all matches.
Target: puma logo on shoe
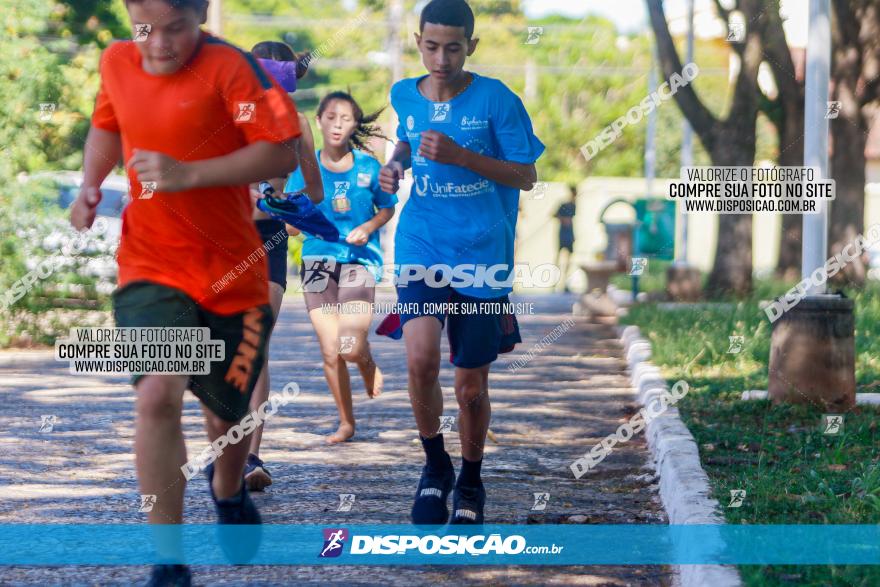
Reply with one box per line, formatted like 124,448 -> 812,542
454,509 -> 477,520
419,488 -> 443,498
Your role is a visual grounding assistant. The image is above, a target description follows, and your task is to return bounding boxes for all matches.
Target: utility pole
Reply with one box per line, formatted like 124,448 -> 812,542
645,46 -> 657,200
524,58 -> 537,101
389,0 -> 404,84
664,1 -> 702,301
800,0 -> 831,291
385,0 -> 405,163
634,45 -> 659,300
768,0 -> 855,411
677,0 -> 694,264
384,0 -> 406,271
207,0 -> 222,36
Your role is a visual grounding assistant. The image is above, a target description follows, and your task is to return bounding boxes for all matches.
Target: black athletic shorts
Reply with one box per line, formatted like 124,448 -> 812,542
559,228 -> 574,252
112,281 -> 272,422
255,219 -> 289,290
394,277 -> 521,369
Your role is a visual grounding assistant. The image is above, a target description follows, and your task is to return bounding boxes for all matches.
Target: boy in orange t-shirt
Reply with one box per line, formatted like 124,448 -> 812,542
70,1 -> 301,583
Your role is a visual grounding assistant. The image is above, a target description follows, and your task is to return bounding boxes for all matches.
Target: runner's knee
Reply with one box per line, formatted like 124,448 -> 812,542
338,336 -> 368,364
321,346 -> 340,368
136,377 -> 184,420
455,377 -> 486,407
408,353 -> 440,387
339,349 -> 364,364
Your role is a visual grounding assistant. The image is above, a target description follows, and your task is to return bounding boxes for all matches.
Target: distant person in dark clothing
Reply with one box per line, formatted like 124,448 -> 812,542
554,185 -> 577,292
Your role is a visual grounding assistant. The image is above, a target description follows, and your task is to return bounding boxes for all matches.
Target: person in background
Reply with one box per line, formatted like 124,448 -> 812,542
554,184 -> 577,292
243,40 -> 323,491
301,91 -> 396,443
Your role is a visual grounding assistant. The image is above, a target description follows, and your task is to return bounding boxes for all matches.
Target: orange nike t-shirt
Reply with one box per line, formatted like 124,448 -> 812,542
91,32 -> 301,315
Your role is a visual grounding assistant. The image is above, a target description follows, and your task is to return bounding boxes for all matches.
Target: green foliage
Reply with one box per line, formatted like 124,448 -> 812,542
610,259 -> 673,294
220,1 -> 741,180
0,0 -> 109,346
0,0 -> 68,305
56,0 -> 129,47
0,0 -> 796,347
622,282 -> 880,586
469,0 -> 522,16
0,1 -> 66,174
356,0 -> 523,17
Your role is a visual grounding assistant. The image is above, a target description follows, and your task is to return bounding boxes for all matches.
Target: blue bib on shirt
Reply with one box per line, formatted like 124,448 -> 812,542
288,149 -> 397,279
390,72 -> 545,298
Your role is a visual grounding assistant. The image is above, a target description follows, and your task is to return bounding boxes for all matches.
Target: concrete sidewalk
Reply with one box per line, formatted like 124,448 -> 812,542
0,293 -> 671,585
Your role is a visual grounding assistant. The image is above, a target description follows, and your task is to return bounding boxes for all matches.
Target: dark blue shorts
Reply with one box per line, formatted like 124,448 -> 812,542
255,219 -> 288,290
559,229 -> 574,252
395,279 -> 522,369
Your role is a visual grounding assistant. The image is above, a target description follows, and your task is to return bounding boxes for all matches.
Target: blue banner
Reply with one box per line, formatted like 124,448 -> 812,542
0,525 -> 877,565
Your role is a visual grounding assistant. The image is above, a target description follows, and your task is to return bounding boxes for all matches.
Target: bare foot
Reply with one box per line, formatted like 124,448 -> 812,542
327,422 -> 355,444
364,363 -> 383,398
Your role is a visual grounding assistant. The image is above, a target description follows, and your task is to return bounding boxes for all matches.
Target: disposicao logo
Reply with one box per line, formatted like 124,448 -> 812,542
319,528 -> 348,558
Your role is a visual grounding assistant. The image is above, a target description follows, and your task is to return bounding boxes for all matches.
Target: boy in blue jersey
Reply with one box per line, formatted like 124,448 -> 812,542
379,0 -> 544,524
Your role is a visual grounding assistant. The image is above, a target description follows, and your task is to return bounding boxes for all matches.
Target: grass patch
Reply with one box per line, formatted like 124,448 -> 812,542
609,259 -> 672,294
621,282 -> 880,586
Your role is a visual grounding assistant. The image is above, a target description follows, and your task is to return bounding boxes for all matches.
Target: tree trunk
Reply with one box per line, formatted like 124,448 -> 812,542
756,4 -> 805,280
706,213 -> 754,296
826,0 -> 877,287
775,106 -> 805,281
828,104 -> 869,286
705,121 -> 757,297
647,0 -> 768,298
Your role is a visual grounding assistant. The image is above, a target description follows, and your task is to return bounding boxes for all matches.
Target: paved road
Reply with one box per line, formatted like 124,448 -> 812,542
0,293 -> 671,586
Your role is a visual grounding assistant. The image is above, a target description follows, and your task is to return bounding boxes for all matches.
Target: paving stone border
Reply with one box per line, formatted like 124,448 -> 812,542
741,389 -> 880,405
619,325 -> 742,587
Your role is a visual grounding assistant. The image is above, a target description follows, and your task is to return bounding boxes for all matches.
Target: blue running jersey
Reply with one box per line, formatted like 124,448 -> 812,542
390,72 -> 544,298
291,149 -> 397,280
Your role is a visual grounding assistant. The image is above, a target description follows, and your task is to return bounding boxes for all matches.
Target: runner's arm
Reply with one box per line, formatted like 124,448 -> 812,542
387,140 -> 412,171
368,206 -> 395,230
128,139 -> 299,192
187,139 -> 298,188
419,130 -> 537,192
71,126 -> 122,230
346,207 -> 395,246
295,113 -> 324,204
258,120 -> 319,203
82,126 -> 122,190
379,141 -> 411,194
459,151 -> 537,192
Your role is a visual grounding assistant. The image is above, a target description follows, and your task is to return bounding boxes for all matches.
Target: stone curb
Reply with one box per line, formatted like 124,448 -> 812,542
618,325 -> 742,587
741,389 -> 880,405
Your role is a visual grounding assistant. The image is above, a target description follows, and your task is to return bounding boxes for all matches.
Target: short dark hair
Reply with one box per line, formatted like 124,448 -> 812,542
419,0 -> 475,40
125,0 -> 208,9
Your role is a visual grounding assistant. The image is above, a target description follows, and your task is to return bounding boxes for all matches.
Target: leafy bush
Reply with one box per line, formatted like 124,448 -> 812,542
0,0 -> 111,347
